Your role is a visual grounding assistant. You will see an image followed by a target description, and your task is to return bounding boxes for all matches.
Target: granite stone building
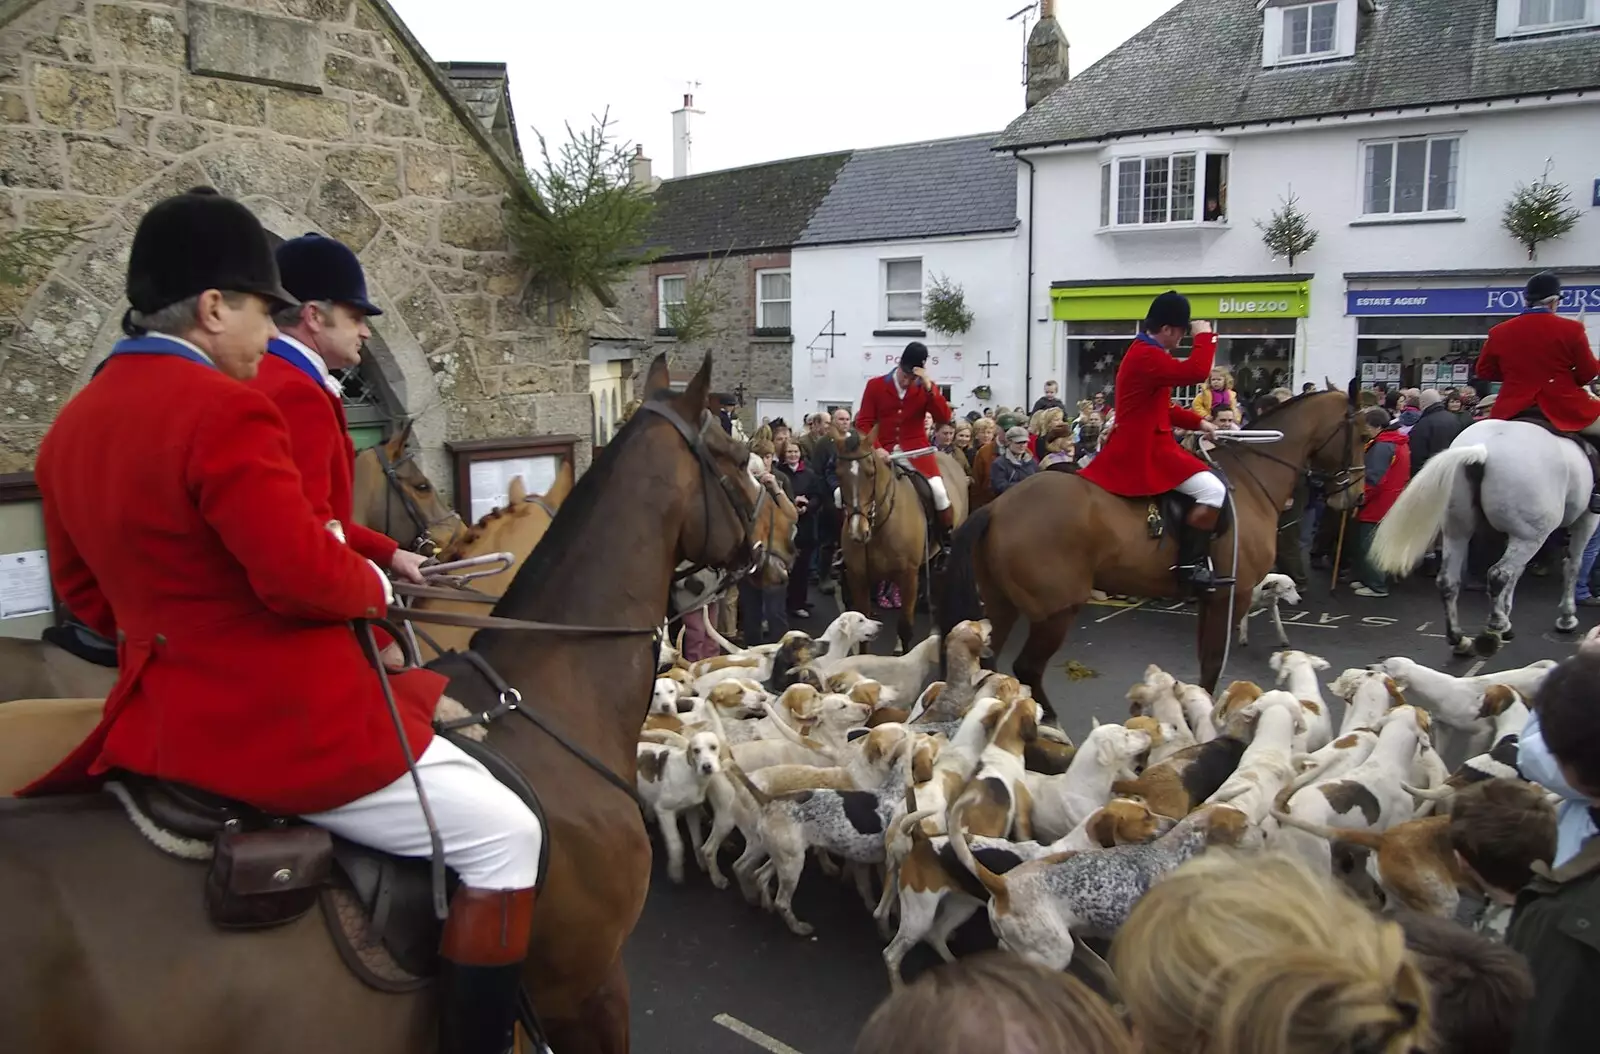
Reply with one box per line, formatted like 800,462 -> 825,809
0,0 -> 591,491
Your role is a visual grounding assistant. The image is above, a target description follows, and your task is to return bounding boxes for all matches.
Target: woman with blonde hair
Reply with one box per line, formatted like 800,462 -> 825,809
1113,853 -> 1431,1054
1192,365 -> 1236,418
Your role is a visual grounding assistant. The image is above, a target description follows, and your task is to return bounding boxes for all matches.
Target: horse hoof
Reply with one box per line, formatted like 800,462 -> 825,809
1557,615 -> 1580,633
1473,632 -> 1503,658
1450,637 -> 1475,657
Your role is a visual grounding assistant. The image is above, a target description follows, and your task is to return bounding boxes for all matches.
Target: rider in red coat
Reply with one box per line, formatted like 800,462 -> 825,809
252,233 -> 426,577
856,341 -> 956,540
26,189 -> 541,1054
1079,291 -> 1226,589
1476,272 -> 1600,509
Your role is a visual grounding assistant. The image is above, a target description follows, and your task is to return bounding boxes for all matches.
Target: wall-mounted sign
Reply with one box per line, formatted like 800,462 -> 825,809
1052,279 -> 1310,322
446,435 -> 578,528
1347,285 -> 1600,316
0,549 -> 51,620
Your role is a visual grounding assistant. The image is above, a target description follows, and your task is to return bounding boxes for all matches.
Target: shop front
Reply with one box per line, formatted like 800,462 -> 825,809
1345,280 -> 1600,394
1050,277 -> 1312,406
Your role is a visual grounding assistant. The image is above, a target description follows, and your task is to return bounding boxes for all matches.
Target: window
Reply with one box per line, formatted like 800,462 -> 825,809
1100,152 -> 1228,228
657,274 -> 686,329
1518,0 -> 1588,29
1282,2 -> 1340,58
884,258 -> 923,323
1362,136 -> 1459,216
756,269 -> 791,330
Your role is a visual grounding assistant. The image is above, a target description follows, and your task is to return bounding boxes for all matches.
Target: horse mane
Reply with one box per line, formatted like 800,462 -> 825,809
1246,388 -> 1344,426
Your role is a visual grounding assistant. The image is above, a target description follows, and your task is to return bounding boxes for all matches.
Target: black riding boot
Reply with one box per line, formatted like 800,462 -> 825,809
439,887 -> 536,1054
1177,504 -> 1223,593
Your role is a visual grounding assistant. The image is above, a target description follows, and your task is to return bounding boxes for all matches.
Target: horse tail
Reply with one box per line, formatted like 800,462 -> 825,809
1368,445 -> 1487,574
938,504 -> 993,644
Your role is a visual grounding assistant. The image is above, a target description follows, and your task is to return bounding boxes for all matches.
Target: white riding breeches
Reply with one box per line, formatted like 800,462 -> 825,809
303,736 -> 543,889
927,474 -> 951,511
1175,470 -> 1227,508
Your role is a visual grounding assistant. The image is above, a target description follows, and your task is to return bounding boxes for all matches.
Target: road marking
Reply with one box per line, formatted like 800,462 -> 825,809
1465,659 -> 1488,675
1095,600 -> 1146,622
714,1014 -> 806,1054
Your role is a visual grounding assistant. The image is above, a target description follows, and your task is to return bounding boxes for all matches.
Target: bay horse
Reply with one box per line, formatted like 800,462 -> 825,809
353,419 -> 467,557
413,463 -> 577,660
0,424 -> 465,704
938,390 -> 1363,713
0,353 -> 796,1054
1369,420 -> 1598,657
833,423 -> 969,652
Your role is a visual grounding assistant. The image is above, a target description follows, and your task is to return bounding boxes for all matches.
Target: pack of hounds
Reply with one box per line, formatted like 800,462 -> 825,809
637,604 -> 1562,987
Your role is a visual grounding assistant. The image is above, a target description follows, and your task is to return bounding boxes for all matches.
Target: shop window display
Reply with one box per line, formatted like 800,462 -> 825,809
1356,315 -> 1514,393
1066,318 -> 1294,407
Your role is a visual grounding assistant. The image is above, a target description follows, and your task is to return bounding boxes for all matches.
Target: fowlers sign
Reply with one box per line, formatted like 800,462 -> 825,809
1347,285 -> 1600,316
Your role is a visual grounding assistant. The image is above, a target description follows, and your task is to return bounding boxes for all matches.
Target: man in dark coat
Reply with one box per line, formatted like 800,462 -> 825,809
1407,388 -> 1465,475
811,406 -> 853,593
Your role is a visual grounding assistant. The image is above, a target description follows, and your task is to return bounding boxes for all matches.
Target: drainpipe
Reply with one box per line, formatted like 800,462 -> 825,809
1016,152 -> 1036,409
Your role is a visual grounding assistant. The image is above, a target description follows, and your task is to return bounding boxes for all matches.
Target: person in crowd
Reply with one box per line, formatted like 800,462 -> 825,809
1028,406 -> 1066,458
854,952 -> 1133,1054
952,420 -> 973,458
1211,406 -> 1240,431
1090,390 -> 1108,419
932,419 -> 969,476
1349,407 -> 1410,598
1458,387 -> 1482,424
1408,388 -> 1465,475
1394,391 -> 1423,434
1038,423 -> 1077,472
1448,778 -> 1558,939
768,418 -> 792,455
1382,388 -> 1403,414
1393,910 -> 1534,1054
1444,390 -> 1466,419
1030,378 -> 1066,414
811,406 -> 853,595
672,565 -> 723,663
776,439 -> 824,620
738,439 -> 789,644
713,392 -> 740,436
1076,411 -> 1104,467
1192,365 -> 1236,419
1507,648 -> 1600,1054
1574,522 -> 1600,607
1115,853 -> 1430,1054
970,415 -> 1007,508
1477,271 -> 1600,509
991,425 -> 1038,496
796,413 -> 822,461
982,406 -> 996,420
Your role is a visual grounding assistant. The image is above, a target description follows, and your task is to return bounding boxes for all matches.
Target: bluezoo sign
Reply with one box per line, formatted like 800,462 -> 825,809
1347,286 -> 1600,316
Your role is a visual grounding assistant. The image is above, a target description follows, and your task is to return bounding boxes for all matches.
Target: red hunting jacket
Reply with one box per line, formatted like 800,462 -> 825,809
251,338 -> 398,566
1080,332 -> 1216,497
856,371 -> 952,478
1475,310 -> 1600,433
23,339 -> 444,814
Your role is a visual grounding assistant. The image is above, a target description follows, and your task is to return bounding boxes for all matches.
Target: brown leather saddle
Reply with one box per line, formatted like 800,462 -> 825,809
115,729 -> 546,989
1147,483 -> 1235,541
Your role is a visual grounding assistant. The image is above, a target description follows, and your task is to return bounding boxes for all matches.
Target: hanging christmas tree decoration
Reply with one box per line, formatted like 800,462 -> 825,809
1502,160 -> 1581,261
1256,189 -> 1319,269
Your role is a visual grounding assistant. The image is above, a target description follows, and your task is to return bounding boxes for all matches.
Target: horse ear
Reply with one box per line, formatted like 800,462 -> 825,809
384,418 -> 414,459
1346,376 -> 1360,407
679,354 -> 714,418
508,476 -> 527,504
1324,375 -> 1337,392
643,354 -> 671,399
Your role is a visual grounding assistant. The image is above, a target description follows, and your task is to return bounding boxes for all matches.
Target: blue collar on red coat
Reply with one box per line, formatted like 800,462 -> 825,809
95,335 -> 219,375
1521,307 -> 1554,315
1135,332 -> 1167,351
267,337 -> 327,389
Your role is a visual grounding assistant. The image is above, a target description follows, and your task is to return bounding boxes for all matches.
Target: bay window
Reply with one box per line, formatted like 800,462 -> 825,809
1100,152 -> 1228,228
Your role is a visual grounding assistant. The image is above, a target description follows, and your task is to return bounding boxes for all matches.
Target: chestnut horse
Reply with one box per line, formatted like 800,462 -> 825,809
834,424 -> 969,652
0,426 -> 464,704
0,354 -> 796,1054
939,390 -> 1362,713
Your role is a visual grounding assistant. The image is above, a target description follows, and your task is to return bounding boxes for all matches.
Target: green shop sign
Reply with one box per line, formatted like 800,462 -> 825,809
1051,280 -> 1311,322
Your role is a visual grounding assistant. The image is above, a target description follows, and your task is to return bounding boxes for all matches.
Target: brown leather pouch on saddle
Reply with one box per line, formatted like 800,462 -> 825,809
206,826 -> 333,930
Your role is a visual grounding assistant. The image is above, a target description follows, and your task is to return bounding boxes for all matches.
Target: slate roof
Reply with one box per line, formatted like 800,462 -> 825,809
642,152 -> 851,260
438,61 -> 523,161
998,0 -> 1600,149
796,134 -> 1018,246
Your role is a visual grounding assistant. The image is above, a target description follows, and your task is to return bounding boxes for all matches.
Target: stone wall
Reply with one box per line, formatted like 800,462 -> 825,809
613,251 -> 794,429
0,0 -> 591,494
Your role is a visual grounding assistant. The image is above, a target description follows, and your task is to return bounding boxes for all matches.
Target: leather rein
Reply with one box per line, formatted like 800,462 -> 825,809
1219,404 -> 1364,509
373,443 -> 466,557
836,442 -> 898,531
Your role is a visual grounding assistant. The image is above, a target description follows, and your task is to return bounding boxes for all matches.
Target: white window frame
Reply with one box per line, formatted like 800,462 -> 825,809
1098,151 -> 1229,230
1280,1 -> 1341,59
883,258 -> 923,325
1358,134 -> 1462,219
657,274 -> 686,330
1499,0 -> 1595,36
755,268 -> 791,331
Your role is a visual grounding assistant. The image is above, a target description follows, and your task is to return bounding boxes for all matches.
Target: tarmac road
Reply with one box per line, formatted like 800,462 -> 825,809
623,567 -> 1588,1054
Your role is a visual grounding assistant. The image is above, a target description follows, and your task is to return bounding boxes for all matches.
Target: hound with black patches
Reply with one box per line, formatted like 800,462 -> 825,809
636,730 -> 724,883
945,804 -> 1250,972
1372,656 -> 1554,758
1405,684 -> 1529,815
1201,691 -> 1309,837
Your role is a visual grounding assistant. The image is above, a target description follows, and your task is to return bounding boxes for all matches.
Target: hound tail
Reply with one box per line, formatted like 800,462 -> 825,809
944,795 -> 1011,903
1270,810 -> 1386,850
1403,782 -> 1458,803
1368,445 -> 1487,575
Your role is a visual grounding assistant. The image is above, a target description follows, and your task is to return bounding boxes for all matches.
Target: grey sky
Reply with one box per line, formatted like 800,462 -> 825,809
391,0 -> 1181,175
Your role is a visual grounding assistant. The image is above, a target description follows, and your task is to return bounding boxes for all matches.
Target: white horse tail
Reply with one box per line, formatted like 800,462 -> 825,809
1368,445 -> 1488,574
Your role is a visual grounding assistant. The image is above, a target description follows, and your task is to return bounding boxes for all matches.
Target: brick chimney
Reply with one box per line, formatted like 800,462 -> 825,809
629,144 -> 654,188
1026,0 -> 1070,108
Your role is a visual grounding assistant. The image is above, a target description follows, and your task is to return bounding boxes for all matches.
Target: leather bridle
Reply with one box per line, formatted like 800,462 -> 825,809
836,442 -> 897,540
373,444 -> 465,556
1223,405 -> 1365,506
